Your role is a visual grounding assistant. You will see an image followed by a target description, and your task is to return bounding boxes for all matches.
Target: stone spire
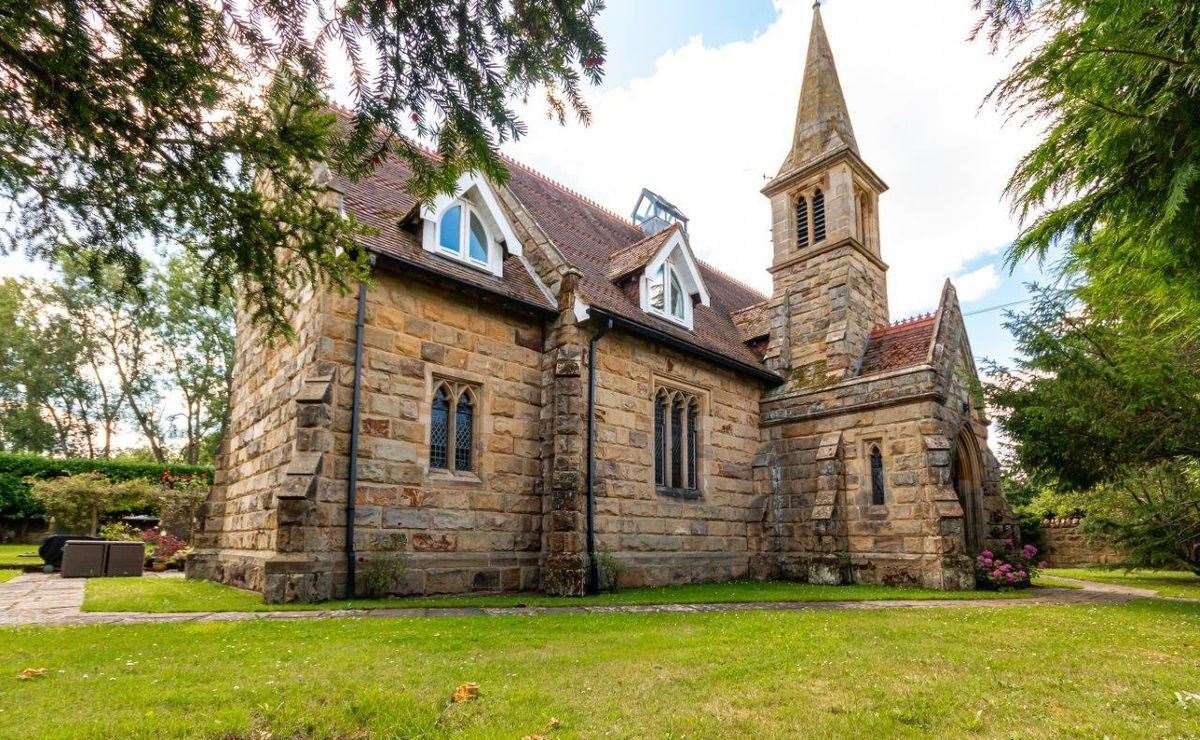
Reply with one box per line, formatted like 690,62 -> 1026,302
777,3 -> 858,177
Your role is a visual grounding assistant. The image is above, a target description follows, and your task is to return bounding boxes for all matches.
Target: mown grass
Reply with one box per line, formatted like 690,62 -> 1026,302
0,544 -> 37,568
0,569 -> 19,584
1044,567 -> 1200,599
2,600 -> 1198,738
83,576 -> 1030,613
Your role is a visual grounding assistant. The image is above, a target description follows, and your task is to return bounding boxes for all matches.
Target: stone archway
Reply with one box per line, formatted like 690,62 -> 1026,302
952,431 -> 984,555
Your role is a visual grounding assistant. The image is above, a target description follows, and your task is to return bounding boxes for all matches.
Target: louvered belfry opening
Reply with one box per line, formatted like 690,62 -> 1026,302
795,195 -> 810,249
812,188 -> 827,242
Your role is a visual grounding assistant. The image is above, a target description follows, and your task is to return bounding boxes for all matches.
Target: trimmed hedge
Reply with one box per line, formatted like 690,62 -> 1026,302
0,453 -> 213,521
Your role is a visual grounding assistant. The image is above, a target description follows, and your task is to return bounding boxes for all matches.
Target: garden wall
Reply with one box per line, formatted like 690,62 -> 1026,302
1039,518 -> 1125,567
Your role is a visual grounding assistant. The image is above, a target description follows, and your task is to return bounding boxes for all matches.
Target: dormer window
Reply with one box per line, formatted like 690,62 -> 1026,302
647,263 -> 687,322
421,173 -> 524,278
436,202 -> 491,266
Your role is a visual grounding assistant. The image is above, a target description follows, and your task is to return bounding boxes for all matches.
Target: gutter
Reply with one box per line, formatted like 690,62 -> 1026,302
585,317 -> 613,594
588,308 -> 782,385
345,280 -> 368,597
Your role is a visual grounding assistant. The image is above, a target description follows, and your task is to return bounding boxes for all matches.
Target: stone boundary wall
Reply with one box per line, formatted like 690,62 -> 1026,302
1040,518 -> 1125,568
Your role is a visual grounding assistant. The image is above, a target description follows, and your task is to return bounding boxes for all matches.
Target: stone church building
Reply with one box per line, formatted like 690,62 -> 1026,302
189,6 -> 1017,602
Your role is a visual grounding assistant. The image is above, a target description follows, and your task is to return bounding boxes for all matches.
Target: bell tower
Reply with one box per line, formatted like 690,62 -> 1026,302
764,2 -> 889,387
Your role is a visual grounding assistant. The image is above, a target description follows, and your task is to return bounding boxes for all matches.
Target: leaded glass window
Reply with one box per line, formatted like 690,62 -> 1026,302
429,379 -> 481,474
655,388 -> 700,493
430,385 -> 450,469
686,400 -> 698,489
870,445 -> 885,505
455,390 -> 474,471
812,188 -> 827,243
654,391 -> 666,486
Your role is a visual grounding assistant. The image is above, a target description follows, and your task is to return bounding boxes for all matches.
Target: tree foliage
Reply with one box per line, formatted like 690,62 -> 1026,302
980,0 -> 1200,346
28,472 -> 158,536
0,253 -> 234,462
0,1 -> 605,337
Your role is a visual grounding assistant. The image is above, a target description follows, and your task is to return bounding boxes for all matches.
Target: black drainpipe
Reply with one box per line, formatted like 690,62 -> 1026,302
345,281 -> 368,597
585,317 -> 613,594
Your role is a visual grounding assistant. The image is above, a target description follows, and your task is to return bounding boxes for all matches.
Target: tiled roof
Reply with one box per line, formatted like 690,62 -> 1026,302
606,224 -> 681,280
501,162 -> 773,375
328,127 -> 775,378
331,164 -> 555,313
858,314 -> 936,375
730,300 -> 771,342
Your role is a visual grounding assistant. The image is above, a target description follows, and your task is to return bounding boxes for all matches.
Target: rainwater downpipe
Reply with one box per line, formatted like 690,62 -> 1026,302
585,317 -> 613,594
345,280 -> 368,597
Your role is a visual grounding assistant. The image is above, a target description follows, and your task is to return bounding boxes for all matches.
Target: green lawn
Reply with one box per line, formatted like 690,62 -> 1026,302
1044,567 -> 1200,599
83,576 -> 1030,613
0,569 -> 19,583
0,544 -> 38,568
2,600 -> 1199,737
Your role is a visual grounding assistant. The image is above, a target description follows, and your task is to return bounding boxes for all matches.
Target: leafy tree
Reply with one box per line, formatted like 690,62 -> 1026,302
0,0 -> 606,337
0,278 -> 97,456
977,0 -> 1200,347
986,287 -> 1200,571
28,472 -> 157,536
150,254 -> 235,464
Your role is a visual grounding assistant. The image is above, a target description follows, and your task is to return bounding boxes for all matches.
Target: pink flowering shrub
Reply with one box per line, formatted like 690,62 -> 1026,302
975,540 -> 1047,590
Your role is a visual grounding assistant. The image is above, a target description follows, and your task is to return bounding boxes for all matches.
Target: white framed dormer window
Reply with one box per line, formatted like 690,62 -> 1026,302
435,201 -> 491,267
421,173 -> 522,278
637,228 -> 709,330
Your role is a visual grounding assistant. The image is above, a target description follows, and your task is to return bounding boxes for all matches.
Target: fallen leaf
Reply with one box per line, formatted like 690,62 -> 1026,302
452,682 -> 479,703
18,668 -> 48,680
547,717 -> 561,729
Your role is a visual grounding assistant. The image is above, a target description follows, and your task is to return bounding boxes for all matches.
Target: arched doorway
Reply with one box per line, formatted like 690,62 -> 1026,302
952,432 -> 983,555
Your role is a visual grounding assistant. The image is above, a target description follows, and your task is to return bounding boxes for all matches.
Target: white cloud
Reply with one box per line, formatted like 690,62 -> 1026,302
953,264 -> 1001,303
505,0 -> 1038,317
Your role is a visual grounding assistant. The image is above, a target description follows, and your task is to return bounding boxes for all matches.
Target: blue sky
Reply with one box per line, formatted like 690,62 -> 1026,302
509,0 -> 1053,374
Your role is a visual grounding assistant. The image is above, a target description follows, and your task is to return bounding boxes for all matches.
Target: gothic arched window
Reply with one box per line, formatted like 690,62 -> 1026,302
429,385 -> 450,469
812,188 -> 827,243
654,390 -> 667,486
429,380 -> 480,473
654,387 -> 701,493
686,399 -> 698,488
455,389 -> 475,472
670,394 -> 684,488
870,445 -> 886,505
795,195 -> 810,250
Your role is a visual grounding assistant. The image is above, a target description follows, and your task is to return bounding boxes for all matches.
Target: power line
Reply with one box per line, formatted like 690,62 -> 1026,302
962,297 -> 1033,317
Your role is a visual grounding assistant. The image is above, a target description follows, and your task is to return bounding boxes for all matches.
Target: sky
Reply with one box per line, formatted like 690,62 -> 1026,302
1,0 -> 1052,452
505,0 -> 1053,371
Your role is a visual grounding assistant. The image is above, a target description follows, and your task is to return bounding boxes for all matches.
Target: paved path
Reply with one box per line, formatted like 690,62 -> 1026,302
0,571 -> 1176,628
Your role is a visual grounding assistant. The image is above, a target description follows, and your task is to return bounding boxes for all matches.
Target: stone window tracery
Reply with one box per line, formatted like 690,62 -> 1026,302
654,387 -> 700,494
429,380 -> 480,473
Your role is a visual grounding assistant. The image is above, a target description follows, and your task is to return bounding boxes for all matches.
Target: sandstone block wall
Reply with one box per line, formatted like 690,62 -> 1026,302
325,273 -> 548,596
1040,519 -> 1125,567
188,282 -> 328,594
590,332 -> 766,587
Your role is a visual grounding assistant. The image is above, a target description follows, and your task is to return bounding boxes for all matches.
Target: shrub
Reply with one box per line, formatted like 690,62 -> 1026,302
593,548 -> 623,593
976,540 -> 1046,590
99,522 -> 143,541
359,555 -> 408,598
28,473 -> 159,535
156,471 -> 209,538
0,452 -> 212,525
